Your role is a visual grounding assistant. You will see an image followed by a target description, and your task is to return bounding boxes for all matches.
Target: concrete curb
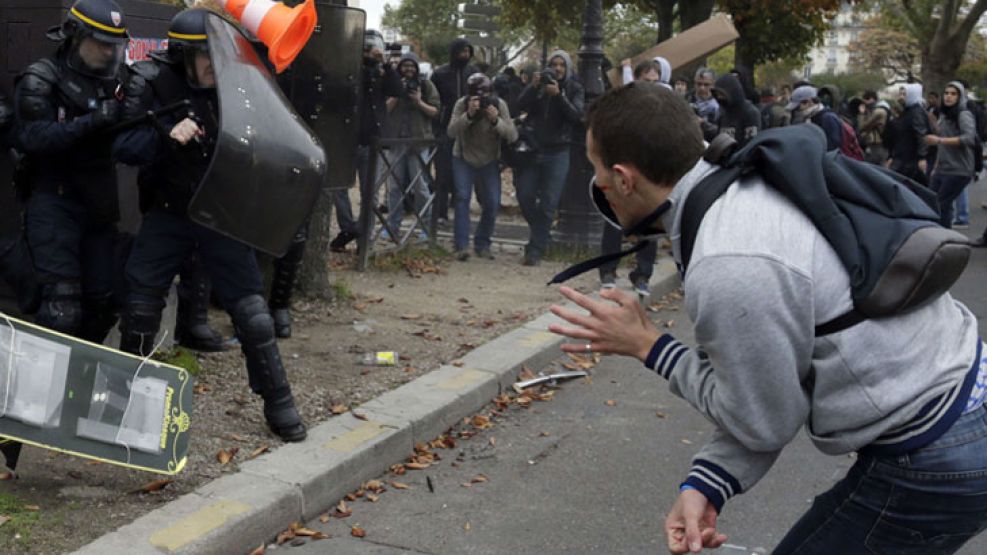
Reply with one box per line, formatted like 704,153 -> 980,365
74,260 -> 681,555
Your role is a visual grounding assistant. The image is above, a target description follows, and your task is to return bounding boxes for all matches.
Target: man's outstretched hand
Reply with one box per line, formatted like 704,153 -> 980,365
666,489 -> 728,554
548,286 -> 662,361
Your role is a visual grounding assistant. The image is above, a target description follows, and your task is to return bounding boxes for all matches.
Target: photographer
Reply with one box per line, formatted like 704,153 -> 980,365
381,52 -> 439,240
447,73 -> 517,261
514,51 -> 584,266
330,30 -> 402,252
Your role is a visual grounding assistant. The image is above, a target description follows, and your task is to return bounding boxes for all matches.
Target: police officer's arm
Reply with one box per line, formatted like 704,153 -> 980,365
447,97 -> 471,138
14,62 -> 111,154
112,65 -> 160,166
556,80 -> 585,124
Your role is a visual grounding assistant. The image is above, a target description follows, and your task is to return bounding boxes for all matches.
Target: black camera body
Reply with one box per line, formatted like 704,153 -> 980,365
478,94 -> 501,111
404,77 -> 420,97
539,69 -> 558,85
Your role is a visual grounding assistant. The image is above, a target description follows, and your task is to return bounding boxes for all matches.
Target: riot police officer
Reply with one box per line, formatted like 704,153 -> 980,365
0,94 -> 12,147
14,0 -> 128,343
113,9 -> 306,442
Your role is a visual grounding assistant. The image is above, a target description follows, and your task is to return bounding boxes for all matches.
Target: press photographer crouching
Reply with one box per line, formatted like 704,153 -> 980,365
447,73 -> 517,261
381,53 -> 439,241
514,51 -> 585,266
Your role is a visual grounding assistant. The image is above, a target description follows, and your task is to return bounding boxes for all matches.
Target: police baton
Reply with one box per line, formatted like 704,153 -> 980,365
105,100 -> 195,135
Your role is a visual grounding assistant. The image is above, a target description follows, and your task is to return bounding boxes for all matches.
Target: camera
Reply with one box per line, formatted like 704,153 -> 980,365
404,77 -> 420,97
479,95 -> 498,111
539,69 -> 557,85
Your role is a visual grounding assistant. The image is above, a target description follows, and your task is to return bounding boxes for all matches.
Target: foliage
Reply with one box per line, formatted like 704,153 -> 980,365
756,57 -> 807,88
497,0 -> 611,44
0,492 -> 42,544
381,0 -> 462,63
847,16 -> 920,83
718,0 -> 847,68
705,44 -> 737,77
603,3 -> 662,62
808,71 -> 889,99
155,346 -> 204,376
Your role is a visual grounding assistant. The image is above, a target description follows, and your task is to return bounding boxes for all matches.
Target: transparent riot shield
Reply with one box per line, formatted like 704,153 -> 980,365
187,13 -> 327,257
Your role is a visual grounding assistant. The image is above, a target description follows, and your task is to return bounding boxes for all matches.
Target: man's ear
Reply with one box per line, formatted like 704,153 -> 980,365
611,164 -> 636,195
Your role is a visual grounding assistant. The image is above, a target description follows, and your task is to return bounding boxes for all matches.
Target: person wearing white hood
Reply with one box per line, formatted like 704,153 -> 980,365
888,83 -> 931,184
924,81 -> 977,230
621,55 -> 672,89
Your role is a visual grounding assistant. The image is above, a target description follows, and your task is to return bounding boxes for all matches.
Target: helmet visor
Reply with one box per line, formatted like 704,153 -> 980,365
183,44 -> 215,89
67,35 -> 125,79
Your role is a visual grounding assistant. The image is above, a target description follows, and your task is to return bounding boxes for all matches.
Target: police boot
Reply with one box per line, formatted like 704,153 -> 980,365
119,301 -> 164,357
78,292 -> 119,345
36,282 -> 83,335
176,270 -> 225,352
270,230 -> 307,339
232,295 -> 307,442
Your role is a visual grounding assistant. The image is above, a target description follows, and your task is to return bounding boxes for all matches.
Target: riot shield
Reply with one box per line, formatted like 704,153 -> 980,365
187,13 -> 326,257
279,3 -> 365,191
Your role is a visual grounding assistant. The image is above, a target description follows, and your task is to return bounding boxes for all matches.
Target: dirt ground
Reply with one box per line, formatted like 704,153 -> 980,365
0,229 -> 607,554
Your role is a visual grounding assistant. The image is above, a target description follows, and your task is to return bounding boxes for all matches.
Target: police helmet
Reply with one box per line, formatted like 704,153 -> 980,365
164,10 -> 214,89
467,73 -> 492,97
57,0 -> 130,79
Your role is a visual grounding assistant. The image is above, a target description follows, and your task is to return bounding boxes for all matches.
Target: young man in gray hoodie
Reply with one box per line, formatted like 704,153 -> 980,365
549,83 -> 987,554
924,81 -> 977,229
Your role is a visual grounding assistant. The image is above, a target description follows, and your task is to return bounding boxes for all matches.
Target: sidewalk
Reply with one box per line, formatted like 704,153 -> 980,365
70,255 -> 680,555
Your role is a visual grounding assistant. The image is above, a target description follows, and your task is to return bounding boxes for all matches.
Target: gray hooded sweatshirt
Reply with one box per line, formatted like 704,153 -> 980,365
643,156 -> 981,512
935,81 -> 977,177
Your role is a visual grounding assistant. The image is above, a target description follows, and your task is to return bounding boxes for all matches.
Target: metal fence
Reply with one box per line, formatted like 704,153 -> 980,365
356,138 -> 438,271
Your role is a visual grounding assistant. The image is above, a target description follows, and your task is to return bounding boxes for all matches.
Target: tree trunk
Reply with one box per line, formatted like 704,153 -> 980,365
679,0 -> 715,31
922,38 -> 969,96
297,192 -> 336,300
656,0 -> 675,44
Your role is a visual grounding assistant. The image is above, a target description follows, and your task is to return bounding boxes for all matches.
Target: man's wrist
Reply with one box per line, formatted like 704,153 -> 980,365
637,329 -> 665,363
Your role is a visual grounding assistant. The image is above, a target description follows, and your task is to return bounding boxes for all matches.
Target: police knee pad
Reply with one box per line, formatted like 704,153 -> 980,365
119,299 -> 164,356
231,295 -> 275,347
37,282 -> 83,334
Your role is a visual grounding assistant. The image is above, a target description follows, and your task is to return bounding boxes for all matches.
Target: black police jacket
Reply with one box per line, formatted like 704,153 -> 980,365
113,61 -> 218,215
431,39 -> 479,134
516,77 -> 585,151
359,60 -> 403,147
14,55 -> 122,224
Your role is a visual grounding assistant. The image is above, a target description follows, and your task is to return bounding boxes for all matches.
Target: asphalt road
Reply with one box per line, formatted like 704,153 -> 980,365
287,178 -> 987,555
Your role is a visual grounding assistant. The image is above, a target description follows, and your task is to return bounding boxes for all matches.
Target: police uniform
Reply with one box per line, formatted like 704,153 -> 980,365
113,9 -> 306,442
13,0 -> 128,343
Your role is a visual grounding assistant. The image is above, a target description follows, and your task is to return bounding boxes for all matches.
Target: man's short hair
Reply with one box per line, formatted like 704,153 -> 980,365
862,90 -> 878,101
694,67 -> 715,81
633,60 -> 661,80
927,91 -> 940,99
587,83 -> 704,187
673,75 -> 689,85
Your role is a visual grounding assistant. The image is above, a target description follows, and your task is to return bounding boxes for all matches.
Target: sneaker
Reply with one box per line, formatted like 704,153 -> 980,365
476,249 -> 495,260
633,279 -> 650,299
600,271 -> 617,289
436,217 -> 450,229
455,250 -> 470,261
329,230 -> 359,252
953,222 -> 970,229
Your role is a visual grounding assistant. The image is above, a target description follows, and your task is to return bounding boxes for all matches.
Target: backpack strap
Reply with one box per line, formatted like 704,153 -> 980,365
679,165 -> 742,272
814,309 -> 865,336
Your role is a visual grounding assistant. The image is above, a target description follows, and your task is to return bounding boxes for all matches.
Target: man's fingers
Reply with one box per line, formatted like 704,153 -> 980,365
684,518 -> 703,553
558,285 -> 605,315
548,323 -> 597,342
548,305 -> 596,330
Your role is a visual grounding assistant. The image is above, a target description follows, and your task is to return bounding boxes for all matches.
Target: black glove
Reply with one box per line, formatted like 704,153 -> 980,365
91,98 -> 121,128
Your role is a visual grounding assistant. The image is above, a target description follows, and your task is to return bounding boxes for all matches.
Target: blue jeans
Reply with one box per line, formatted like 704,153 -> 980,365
384,145 -> 432,236
515,149 -> 570,259
931,172 -> 971,228
773,403 -> 987,554
452,157 -> 500,252
954,188 -> 970,225
599,221 -> 657,283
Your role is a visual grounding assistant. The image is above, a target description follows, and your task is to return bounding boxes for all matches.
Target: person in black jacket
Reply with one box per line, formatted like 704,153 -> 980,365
430,38 -> 478,226
889,83 -> 930,184
787,85 -> 844,152
710,74 -> 760,148
14,0 -> 128,343
113,9 -> 306,442
514,50 -> 585,266
329,31 -> 402,252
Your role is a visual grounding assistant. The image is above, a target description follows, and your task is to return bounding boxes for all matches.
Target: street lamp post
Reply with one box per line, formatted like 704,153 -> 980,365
553,0 -> 604,249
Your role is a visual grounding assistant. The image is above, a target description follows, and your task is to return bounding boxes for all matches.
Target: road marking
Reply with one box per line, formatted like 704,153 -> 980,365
436,369 -> 488,391
323,421 -> 388,452
148,499 -> 251,551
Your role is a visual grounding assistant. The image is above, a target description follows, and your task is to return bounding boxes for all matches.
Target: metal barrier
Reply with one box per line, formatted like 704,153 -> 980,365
356,137 -> 438,271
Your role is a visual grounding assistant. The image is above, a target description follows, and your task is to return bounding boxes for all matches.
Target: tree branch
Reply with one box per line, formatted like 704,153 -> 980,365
940,0 -> 959,35
955,0 -> 987,43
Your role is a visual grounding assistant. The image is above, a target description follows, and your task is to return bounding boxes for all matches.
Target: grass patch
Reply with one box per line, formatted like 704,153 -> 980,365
331,279 -> 353,301
541,243 -> 601,265
370,243 -> 450,273
154,346 -> 203,376
0,491 -> 42,544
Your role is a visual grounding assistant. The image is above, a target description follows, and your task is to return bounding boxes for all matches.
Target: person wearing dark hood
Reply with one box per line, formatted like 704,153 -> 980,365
14,0 -> 128,343
710,74 -> 760,148
786,85 -> 844,152
729,65 -> 760,106
888,83 -> 930,184
431,38 -> 479,227
924,82 -> 977,230
329,30 -> 402,252
494,67 -> 524,117
514,50 -> 585,266
380,52 -> 440,241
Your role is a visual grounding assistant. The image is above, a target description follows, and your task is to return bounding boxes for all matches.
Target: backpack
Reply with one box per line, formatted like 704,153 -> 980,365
966,103 -> 986,175
680,127 -> 970,336
837,114 -> 865,161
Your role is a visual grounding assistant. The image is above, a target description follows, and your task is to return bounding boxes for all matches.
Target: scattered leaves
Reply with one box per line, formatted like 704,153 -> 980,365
132,479 -> 173,494
193,384 -> 211,394
331,404 -> 349,415
351,525 -> 366,538
227,433 -> 248,442
472,415 -> 492,430
405,461 -> 430,470
464,521 -> 472,531
216,447 -> 239,465
352,412 -> 369,421
247,445 -> 270,460
248,544 -> 264,555
518,366 -> 537,381
365,493 -> 379,502
471,474 -> 488,484
656,411 -> 667,419
390,463 -> 407,475
400,313 -> 422,320
390,481 -> 409,490
0,516 -> 9,527
364,480 -> 385,493
489,437 -> 497,447
319,513 -> 330,524
333,500 -> 353,518
0,472 -> 14,481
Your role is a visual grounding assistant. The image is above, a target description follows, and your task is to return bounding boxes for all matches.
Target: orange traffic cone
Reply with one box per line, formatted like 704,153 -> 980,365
224,0 -> 317,73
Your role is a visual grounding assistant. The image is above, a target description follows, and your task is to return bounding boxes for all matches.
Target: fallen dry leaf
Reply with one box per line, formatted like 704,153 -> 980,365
23,505 -> 39,511
351,526 -> 367,538
472,414 -> 492,429
390,481 -> 409,490
489,437 -> 496,447
464,521 -> 472,531
291,524 -> 324,537
400,313 -> 422,320
390,463 -> 407,475
665,320 -> 676,329
345,493 -> 358,502
216,447 -> 239,465
331,404 -> 349,415
193,384 -> 211,394
405,462 -> 430,470
319,513 -> 330,524
132,479 -> 173,494
248,544 -> 264,555
656,411 -> 668,419
247,446 -> 270,460
365,493 -> 379,502
0,472 -> 13,481
461,482 -> 472,488
451,360 -> 464,367
680,438 -> 693,445
518,366 -> 537,381
352,412 -> 369,421
364,480 -> 385,492
471,474 -> 488,484
276,528 -> 295,545
334,500 -> 353,518
227,433 -> 248,442
605,400 -> 617,407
